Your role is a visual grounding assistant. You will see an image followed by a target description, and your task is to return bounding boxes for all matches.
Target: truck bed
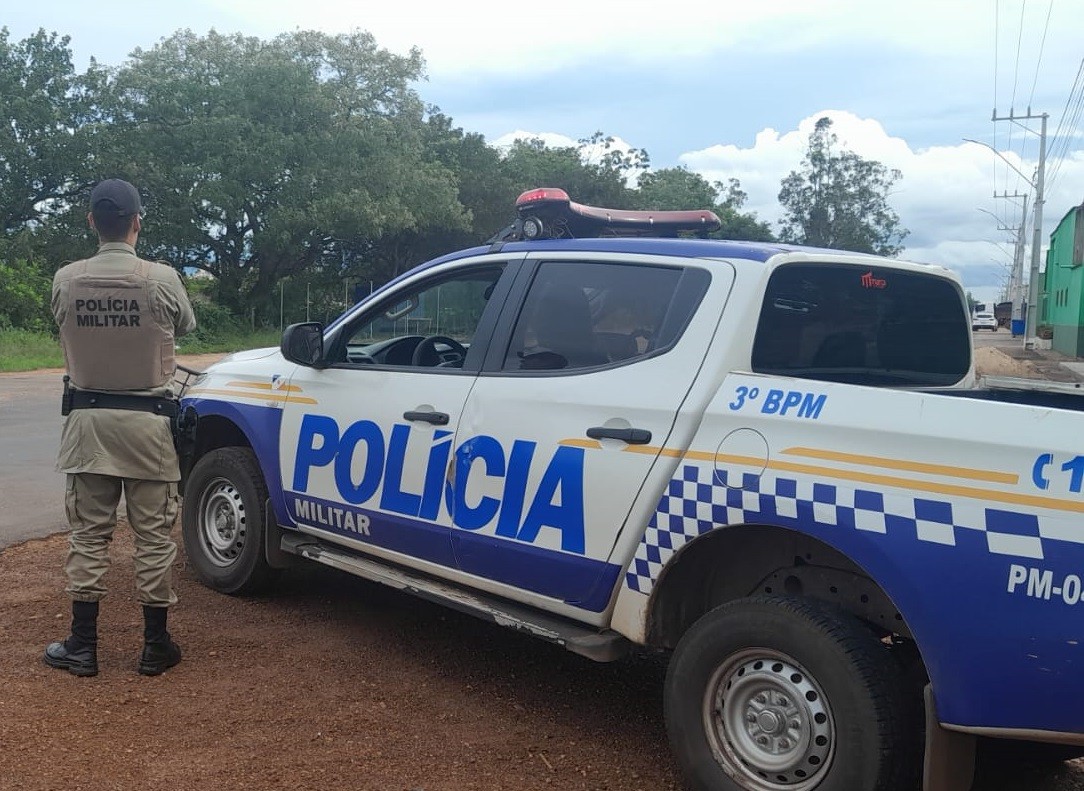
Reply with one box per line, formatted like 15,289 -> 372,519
941,376 -> 1084,412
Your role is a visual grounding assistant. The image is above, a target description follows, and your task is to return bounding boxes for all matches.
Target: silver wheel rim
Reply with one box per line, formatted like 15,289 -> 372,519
198,476 -> 247,566
703,649 -> 835,790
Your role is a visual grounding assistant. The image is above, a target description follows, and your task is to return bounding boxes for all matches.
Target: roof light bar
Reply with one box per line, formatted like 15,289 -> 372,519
494,187 -> 722,243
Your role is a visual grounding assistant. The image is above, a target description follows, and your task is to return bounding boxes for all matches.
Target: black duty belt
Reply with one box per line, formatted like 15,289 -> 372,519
67,389 -> 180,418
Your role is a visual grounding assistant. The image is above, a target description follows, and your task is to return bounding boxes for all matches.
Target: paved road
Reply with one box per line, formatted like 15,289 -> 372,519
0,368 -> 68,549
0,354 -> 223,550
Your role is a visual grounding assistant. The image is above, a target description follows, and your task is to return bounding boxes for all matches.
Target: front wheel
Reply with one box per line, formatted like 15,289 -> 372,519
664,596 -> 918,791
182,447 -> 279,594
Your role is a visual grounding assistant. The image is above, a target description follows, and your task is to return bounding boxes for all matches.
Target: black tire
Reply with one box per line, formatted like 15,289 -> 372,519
664,596 -> 919,791
182,447 -> 278,594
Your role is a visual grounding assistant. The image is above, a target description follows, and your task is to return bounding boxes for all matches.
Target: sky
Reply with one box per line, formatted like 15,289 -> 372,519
8,0 -> 1084,305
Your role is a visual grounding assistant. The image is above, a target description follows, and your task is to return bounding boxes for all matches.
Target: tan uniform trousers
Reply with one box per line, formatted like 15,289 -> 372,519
64,473 -> 180,607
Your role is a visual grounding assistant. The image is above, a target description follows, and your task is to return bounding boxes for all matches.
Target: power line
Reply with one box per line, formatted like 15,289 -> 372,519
1005,0 -> 1028,183
1046,57 -> 1084,189
994,0 -> 1000,114
1027,0 -> 1055,108
1010,0 -> 1026,110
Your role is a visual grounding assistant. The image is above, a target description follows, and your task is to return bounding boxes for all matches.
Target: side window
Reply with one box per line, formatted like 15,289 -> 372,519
751,263 -> 970,386
502,261 -> 692,372
333,266 -> 503,368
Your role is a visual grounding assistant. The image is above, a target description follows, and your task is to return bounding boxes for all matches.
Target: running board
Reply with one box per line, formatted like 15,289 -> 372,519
280,533 -> 631,662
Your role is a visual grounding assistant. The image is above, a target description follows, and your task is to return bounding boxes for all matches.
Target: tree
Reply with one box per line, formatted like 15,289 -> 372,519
777,117 -> 907,256
0,28 -> 106,237
500,133 -> 645,209
0,256 -> 52,331
93,29 -> 469,320
636,167 -> 774,241
636,167 -> 718,210
359,110 -> 516,278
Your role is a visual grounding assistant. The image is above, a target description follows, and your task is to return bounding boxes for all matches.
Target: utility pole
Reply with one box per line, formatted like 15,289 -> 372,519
993,190 -> 1029,335
991,109 -> 1048,348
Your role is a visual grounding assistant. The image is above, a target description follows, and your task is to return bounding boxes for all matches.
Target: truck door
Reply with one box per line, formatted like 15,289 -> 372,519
278,258 -> 516,571
448,254 -> 730,611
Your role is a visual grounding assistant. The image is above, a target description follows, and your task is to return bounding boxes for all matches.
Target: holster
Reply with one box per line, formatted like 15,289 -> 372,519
172,405 -> 199,491
61,375 -> 73,416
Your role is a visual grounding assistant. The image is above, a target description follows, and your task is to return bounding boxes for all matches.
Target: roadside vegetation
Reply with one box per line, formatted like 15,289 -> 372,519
0,329 -> 64,372
0,325 -> 282,373
0,26 -> 907,366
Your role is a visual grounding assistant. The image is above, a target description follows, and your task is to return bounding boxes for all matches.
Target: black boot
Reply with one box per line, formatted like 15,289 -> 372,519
138,605 -> 182,676
43,600 -> 99,677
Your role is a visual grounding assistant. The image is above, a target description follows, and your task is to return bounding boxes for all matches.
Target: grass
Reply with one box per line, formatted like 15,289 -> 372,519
177,328 -> 281,355
0,329 -> 65,372
0,328 -> 283,373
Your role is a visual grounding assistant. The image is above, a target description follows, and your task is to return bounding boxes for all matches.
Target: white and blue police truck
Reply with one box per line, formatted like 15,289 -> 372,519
180,188 -> 1084,791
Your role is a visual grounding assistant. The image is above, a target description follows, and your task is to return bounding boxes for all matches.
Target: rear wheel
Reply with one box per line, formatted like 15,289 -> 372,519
664,596 -> 918,791
182,447 -> 279,594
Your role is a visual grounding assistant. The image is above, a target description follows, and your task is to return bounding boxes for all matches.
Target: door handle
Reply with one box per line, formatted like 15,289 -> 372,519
586,426 -> 652,444
403,410 -> 450,426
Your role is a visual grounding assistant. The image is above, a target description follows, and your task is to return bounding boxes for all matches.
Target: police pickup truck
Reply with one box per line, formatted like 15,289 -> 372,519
180,188 -> 1084,791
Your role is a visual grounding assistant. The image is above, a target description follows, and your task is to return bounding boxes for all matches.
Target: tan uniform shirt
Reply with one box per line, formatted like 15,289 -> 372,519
52,243 -> 196,481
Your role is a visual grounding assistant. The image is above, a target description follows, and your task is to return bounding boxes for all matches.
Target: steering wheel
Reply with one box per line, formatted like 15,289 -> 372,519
411,335 -> 468,367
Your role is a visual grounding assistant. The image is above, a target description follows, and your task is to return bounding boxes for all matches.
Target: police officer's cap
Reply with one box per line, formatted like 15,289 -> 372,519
90,179 -> 142,217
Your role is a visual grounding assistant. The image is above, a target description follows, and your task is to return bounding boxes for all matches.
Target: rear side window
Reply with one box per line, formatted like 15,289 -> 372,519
751,263 -> 970,386
502,261 -> 706,372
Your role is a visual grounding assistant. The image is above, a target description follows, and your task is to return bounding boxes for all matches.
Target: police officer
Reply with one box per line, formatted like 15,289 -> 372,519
44,179 -> 196,677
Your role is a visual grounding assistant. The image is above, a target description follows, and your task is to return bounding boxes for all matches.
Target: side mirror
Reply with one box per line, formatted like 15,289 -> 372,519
281,322 -> 326,368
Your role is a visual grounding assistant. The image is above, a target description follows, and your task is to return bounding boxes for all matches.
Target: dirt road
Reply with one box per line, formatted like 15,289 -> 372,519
2,531 -> 681,791
2,531 -> 1082,791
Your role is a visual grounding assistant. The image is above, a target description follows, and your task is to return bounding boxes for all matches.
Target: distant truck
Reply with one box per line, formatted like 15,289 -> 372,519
994,301 -> 1012,328
180,188 -> 1084,791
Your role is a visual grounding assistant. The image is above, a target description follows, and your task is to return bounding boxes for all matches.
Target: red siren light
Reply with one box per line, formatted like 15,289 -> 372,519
515,187 -> 571,207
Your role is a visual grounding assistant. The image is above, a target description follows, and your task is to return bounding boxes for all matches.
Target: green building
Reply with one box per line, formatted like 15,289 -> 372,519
1042,204 -> 1084,356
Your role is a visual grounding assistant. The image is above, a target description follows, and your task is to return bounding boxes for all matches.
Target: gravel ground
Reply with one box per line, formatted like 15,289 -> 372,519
3,531 -> 1081,790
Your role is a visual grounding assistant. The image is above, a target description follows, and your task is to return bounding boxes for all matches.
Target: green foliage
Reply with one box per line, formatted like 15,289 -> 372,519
177,296 -> 280,353
186,299 -> 244,346
501,134 -> 644,209
178,327 -> 282,355
0,328 -> 64,371
0,24 -> 784,339
778,117 -> 908,256
715,205 -> 776,242
0,27 -> 105,236
94,29 -> 468,320
636,167 -> 719,210
0,257 -> 52,332
636,167 -> 774,241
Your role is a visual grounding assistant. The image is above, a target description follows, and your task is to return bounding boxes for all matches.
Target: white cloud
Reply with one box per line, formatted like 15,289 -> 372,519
200,0 -> 1082,80
491,111 -> 1084,296
679,110 -> 1084,293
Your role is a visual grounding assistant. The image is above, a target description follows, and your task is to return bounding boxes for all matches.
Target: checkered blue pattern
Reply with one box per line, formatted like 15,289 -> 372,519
624,464 -> 1052,595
